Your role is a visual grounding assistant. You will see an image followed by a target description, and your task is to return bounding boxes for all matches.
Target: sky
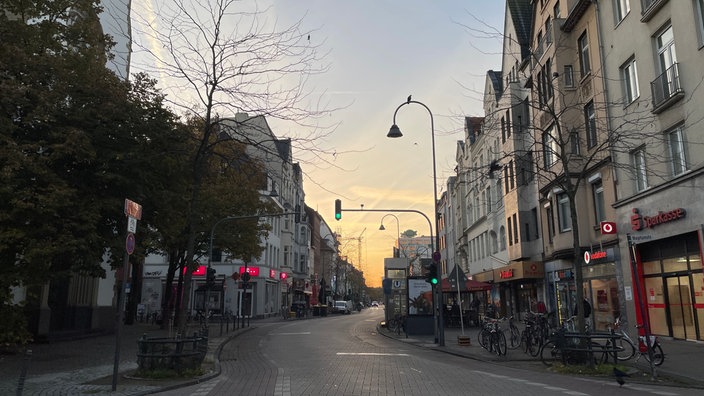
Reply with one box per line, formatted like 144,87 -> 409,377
132,0 -> 507,287
267,1 -> 506,287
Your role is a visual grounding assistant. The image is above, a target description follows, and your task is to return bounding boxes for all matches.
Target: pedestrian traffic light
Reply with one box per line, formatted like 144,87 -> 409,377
425,263 -> 438,285
334,199 -> 342,220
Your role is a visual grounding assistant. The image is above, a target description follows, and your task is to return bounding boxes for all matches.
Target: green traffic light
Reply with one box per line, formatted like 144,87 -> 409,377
431,278 -> 438,285
334,199 -> 342,221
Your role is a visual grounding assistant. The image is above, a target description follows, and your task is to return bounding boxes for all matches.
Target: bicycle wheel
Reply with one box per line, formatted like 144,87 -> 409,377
478,328 -> 489,350
529,331 -> 543,357
507,324 -> 521,350
644,343 -> 665,366
540,340 -> 562,366
613,336 -> 636,361
494,331 -> 508,356
521,330 -> 530,354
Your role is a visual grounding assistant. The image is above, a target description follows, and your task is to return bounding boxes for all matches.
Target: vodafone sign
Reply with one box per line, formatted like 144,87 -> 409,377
600,221 -> 617,235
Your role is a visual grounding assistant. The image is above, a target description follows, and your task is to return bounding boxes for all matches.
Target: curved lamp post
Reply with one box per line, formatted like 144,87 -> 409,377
379,213 -> 401,258
388,98 -> 444,346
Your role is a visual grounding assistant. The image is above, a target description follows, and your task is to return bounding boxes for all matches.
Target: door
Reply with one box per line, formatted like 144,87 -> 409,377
666,275 -> 695,339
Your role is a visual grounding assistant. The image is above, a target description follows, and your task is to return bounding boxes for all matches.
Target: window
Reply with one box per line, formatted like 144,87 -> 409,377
592,180 -> 605,223
501,117 -> 506,143
667,127 -> 687,176
513,213 -> 519,243
615,0 -> 630,23
506,109 -> 512,138
499,226 -> 506,251
621,57 -> 639,104
554,1 -> 560,18
531,208 -> 539,240
564,65 -> 574,87
486,186 -> 492,213
585,101 -> 597,148
697,0 -> 704,46
570,129 -> 580,155
507,216 -> 513,245
557,193 -> 572,232
509,160 -> 515,190
543,126 -> 557,168
657,24 -> 677,74
546,205 -> 555,243
632,147 -> 648,191
578,31 -> 591,77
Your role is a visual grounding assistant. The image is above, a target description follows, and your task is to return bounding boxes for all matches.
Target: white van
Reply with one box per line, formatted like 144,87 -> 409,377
333,300 -> 352,314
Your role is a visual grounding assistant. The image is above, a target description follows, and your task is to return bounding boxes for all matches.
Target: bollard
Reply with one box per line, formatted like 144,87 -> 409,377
457,335 -> 472,346
16,348 -> 32,396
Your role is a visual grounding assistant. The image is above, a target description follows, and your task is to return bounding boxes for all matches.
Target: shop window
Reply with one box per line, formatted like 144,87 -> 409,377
662,257 -> 689,273
642,260 -> 661,275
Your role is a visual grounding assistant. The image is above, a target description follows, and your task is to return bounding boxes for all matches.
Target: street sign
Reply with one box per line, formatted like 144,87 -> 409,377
126,233 -> 135,255
127,217 -> 137,234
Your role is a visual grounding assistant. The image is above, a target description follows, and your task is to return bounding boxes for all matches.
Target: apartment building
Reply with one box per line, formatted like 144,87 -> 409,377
600,0 -> 704,341
530,0 -> 622,330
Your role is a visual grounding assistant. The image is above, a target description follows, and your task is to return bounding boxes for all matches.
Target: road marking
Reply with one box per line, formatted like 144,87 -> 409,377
269,332 -> 311,335
191,379 -> 220,395
336,352 -> 410,356
274,367 -> 291,396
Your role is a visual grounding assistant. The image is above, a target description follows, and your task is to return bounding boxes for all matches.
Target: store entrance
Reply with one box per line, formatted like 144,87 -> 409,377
665,275 -> 695,339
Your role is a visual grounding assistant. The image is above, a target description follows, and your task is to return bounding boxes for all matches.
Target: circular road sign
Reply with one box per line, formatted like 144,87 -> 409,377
126,233 -> 136,255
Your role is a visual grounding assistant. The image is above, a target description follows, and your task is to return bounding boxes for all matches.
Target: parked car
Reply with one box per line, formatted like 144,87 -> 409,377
371,301 -> 379,308
333,300 -> 352,314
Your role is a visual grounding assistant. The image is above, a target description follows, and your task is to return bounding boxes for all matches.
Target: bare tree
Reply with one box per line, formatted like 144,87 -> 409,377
130,0 -> 338,333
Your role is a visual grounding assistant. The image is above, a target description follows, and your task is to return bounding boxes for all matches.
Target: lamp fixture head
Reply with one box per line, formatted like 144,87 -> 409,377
379,224 -> 386,231
387,124 -> 403,138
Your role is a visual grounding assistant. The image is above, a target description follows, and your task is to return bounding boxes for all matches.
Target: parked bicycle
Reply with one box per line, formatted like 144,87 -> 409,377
505,316 -> 521,350
387,314 -> 407,337
521,312 -> 547,357
478,318 -> 507,356
540,321 -> 607,367
605,316 -> 664,366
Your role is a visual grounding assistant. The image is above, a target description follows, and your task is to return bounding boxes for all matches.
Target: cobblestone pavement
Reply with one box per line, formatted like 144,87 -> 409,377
1,314 -> 704,395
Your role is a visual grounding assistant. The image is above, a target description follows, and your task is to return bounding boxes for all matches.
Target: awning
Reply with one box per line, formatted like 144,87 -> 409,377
441,278 -> 491,292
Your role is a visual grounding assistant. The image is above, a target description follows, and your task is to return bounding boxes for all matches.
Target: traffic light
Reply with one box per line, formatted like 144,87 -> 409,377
425,263 -> 438,285
206,267 -> 216,287
334,199 -> 342,221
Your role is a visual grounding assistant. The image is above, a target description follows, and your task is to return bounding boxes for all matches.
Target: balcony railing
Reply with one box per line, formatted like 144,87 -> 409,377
650,63 -> 684,113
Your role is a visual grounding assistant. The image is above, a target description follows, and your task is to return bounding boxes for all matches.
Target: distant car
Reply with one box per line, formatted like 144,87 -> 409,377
371,301 -> 379,308
333,300 -> 352,314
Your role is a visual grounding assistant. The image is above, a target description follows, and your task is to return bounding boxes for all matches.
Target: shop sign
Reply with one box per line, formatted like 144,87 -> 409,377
585,250 -> 607,264
183,265 -> 206,276
144,271 -> 162,277
239,266 -> 260,277
499,269 -> 514,279
631,207 -> 686,231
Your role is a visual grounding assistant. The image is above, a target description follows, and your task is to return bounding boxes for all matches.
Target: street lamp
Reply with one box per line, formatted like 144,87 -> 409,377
379,214 -> 400,258
387,98 -> 444,346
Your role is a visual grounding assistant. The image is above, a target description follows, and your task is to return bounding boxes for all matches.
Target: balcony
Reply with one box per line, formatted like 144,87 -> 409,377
650,63 -> 684,114
640,0 -> 668,23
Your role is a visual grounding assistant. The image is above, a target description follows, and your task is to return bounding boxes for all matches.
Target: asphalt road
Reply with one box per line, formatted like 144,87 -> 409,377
156,309 -> 702,396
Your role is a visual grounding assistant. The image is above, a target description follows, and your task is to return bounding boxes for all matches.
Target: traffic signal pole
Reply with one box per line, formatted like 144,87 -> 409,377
334,202 -> 444,345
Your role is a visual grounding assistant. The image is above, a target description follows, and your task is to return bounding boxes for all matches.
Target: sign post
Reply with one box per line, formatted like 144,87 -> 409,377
113,199 -> 141,391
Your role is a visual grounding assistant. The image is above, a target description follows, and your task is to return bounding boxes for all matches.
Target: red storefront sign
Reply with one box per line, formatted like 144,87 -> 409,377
631,207 -> 686,231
